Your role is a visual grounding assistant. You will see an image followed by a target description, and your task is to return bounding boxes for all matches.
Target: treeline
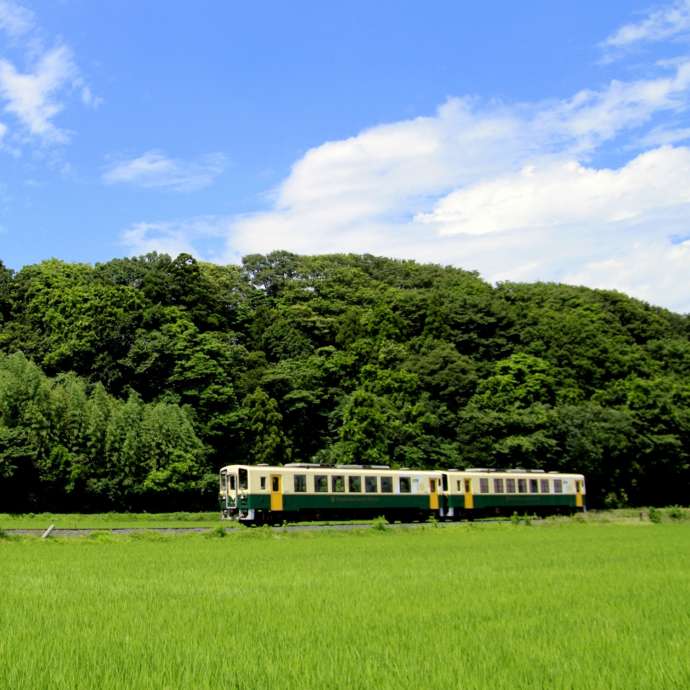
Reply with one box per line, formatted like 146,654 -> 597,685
1,251 -> 689,510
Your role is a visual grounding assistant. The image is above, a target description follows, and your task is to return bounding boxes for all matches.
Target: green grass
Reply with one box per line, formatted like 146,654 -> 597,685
0,511 -> 224,529
2,523 -> 689,689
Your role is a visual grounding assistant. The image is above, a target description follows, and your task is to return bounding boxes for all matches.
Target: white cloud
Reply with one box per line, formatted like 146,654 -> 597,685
121,216 -> 232,258
0,45 -> 78,142
417,146 -> 690,235
104,151 -> 226,192
603,0 -> 690,51
0,0 -> 34,38
0,2 -> 99,147
121,47 -> 690,311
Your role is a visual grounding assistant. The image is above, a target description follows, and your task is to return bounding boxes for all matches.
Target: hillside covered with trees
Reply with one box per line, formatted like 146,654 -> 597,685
1,251 -> 689,511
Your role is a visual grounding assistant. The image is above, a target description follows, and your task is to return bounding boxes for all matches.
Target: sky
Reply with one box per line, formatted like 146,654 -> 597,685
1,1 -> 690,311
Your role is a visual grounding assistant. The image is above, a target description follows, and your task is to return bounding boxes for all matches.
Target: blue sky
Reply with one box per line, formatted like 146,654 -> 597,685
2,1 -> 690,310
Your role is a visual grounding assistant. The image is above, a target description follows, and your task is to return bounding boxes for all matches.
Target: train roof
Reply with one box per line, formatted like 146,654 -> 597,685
219,463 -> 584,477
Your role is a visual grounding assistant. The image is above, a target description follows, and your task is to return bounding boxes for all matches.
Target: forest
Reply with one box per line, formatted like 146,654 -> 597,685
1,251 -> 688,511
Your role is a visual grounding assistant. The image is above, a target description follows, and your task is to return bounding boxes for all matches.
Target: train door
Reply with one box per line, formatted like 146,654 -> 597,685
575,480 -> 583,508
429,478 -> 439,510
464,478 -> 474,509
270,474 -> 283,511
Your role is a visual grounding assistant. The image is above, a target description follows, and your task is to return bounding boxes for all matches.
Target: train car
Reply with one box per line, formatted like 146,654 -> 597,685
219,463 -> 443,523
219,463 -> 585,523
442,468 -> 586,518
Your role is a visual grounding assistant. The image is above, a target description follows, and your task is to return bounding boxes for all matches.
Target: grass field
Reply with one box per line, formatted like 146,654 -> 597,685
0,511 -> 224,529
2,522 -> 689,689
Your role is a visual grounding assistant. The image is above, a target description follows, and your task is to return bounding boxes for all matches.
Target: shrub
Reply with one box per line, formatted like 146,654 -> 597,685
648,507 -> 662,524
371,516 -> 389,532
666,506 -> 687,521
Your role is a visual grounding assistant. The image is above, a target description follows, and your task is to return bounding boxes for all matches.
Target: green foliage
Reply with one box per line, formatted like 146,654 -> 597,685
2,250 -> 690,509
371,515 -> 389,531
648,507 -> 662,523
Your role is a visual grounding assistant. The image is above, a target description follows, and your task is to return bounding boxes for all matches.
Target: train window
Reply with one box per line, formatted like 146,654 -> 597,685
260,476 -> 267,490
220,473 -> 227,493
457,480 -> 462,492
540,479 -> 550,493
315,475 -> 328,492
272,476 -> 279,492
442,474 -> 448,491
229,475 -> 236,491
529,479 -> 539,493
349,476 -> 362,493
399,477 -> 411,493
479,478 -> 489,494
518,479 -> 527,493
332,476 -> 345,493
554,479 -> 563,493
506,478 -> 516,493
365,476 -> 378,493
381,477 -> 393,493
239,468 -> 248,490
294,475 -> 307,492
493,478 -> 504,494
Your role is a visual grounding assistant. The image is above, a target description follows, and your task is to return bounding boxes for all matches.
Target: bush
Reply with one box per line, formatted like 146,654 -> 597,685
371,516 -> 389,532
208,525 -> 227,538
666,506 -> 687,521
648,507 -> 662,524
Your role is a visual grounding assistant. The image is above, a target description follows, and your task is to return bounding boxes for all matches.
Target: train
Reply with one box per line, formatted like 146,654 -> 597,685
219,463 -> 586,523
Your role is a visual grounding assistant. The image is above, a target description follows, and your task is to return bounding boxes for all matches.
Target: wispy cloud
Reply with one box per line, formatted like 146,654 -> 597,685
104,151 -> 226,192
0,45 -> 78,143
0,0 -> 34,38
603,0 -> 690,51
122,216 -> 231,258
0,1 -> 98,147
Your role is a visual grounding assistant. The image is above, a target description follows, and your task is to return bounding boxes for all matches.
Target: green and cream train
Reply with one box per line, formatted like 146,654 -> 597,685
219,464 -> 586,523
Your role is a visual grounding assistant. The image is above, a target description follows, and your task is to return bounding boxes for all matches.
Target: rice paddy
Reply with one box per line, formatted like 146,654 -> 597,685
1,521 -> 689,689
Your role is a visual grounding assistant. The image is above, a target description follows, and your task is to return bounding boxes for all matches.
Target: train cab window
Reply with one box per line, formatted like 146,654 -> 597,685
540,479 -> 550,493
506,478 -> 516,493
518,479 -> 527,493
220,472 -> 227,493
315,475 -> 329,492
294,475 -> 307,492
349,476 -> 362,493
479,478 -> 489,494
399,477 -> 411,494
529,479 -> 539,493
238,468 -> 248,490
365,476 -> 378,493
229,475 -> 236,491
260,476 -> 267,490
381,477 -> 393,493
554,479 -> 563,494
332,476 -> 345,493
493,478 -> 504,494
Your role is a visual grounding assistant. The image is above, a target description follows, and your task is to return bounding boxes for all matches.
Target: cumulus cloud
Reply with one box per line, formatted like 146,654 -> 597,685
417,146 -> 690,235
603,0 -> 690,51
104,151 -> 226,192
121,22 -> 690,311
